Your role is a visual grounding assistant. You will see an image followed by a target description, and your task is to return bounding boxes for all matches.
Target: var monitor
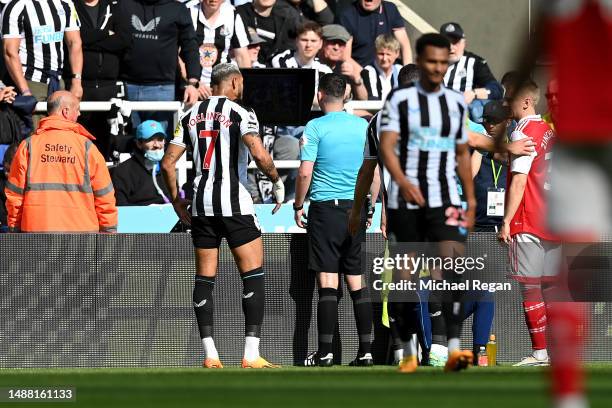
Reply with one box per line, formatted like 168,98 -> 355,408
240,68 -> 316,127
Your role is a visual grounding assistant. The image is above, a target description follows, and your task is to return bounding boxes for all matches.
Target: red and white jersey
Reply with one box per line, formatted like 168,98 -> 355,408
508,115 -> 557,240
543,0 -> 612,141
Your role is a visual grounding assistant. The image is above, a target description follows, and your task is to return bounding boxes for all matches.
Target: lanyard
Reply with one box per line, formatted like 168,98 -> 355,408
491,160 -> 502,189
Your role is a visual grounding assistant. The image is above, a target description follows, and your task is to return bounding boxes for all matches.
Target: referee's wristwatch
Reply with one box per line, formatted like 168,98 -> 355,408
187,79 -> 200,89
293,203 -> 303,211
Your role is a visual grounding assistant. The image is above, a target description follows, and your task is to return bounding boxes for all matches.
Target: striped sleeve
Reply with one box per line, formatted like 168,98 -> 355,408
231,12 -> 250,49
239,106 -> 259,136
64,0 -> 81,31
271,49 -> 291,68
1,0 -> 26,38
171,110 -> 191,148
361,66 -> 379,100
380,91 -> 400,133
455,97 -> 468,144
363,113 -> 379,160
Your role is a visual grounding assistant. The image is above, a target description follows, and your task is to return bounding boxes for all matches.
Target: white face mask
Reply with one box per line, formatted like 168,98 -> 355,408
144,149 -> 164,162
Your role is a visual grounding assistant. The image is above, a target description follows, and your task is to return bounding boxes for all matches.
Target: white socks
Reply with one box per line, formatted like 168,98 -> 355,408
533,349 -> 548,360
447,338 -> 460,353
403,339 -> 417,357
394,348 -> 404,362
202,337 -> 219,360
244,336 -> 260,361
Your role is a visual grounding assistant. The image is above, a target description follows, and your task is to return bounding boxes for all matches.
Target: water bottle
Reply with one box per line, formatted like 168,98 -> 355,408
486,334 -> 497,366
477,346 -> 488,366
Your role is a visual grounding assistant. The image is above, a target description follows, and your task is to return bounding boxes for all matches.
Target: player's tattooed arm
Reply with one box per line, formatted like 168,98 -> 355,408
161,143 -> 186,202
242,132 -> 280,183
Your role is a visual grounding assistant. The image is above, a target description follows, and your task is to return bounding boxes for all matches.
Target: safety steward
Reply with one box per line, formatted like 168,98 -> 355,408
4,91 -> 117,232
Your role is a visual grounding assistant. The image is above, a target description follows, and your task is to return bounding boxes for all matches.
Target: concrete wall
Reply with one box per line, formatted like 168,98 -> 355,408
402,0 -> 531,80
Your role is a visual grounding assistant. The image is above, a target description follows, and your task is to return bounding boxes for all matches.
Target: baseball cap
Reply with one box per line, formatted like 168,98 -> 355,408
440,22 -> 465,41
321,24 -> 351,43
247,27 -> 266,46
136,120 -> 166,141
482,100 -> 510,124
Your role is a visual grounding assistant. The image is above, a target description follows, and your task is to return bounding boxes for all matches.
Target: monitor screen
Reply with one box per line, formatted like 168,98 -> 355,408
240,68 -> 316,126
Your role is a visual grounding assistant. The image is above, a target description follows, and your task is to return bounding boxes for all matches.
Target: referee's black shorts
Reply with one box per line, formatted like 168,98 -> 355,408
307,199 -> 367,275
387,206 -> 468,243
191,214 -> 261,249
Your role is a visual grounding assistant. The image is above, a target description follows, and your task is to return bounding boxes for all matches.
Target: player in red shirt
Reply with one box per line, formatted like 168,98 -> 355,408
499,80 -> 558,368
512,2 -> 612,407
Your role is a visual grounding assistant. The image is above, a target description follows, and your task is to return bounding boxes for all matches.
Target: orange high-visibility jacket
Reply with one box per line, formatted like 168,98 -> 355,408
4,116 -> 118,232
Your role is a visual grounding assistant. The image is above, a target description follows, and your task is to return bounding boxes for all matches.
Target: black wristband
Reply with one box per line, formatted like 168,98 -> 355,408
293,203 -> 303,211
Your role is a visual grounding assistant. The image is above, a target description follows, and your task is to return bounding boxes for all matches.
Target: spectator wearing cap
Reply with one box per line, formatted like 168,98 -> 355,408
317,24 -> 367,100
336,0 -> 411,68
360,33 -> 402,101
471,100 -> 510,233
111,120 -> 171,206
276,0 -> 334,26
440,22 -> 503,122
241,28 -> 268,68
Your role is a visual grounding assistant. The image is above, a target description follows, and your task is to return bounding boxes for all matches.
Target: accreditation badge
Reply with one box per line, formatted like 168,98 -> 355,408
486,188 -> 505,217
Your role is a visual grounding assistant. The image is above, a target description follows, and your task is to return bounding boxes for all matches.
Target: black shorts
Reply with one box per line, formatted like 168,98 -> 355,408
307,200 -> 366,275
191,215 -> 261,249
387,206 -> 468,243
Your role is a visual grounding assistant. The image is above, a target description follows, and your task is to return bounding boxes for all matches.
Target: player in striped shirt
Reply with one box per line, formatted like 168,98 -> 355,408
161,63 -> 284,369
379,33 -> 476,373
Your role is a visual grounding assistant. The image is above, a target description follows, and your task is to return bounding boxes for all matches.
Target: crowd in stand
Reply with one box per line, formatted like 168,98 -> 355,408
0,0 -> 512,222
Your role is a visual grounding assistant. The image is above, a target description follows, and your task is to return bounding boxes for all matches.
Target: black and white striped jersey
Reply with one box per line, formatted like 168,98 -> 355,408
361,63 -> 402,101
380,81 -> 468,210
186,0 -> 250,86
271,49 -> 332,89
171,96 -> 260,217
443,51 -> 496,93
1,0 -> 80,83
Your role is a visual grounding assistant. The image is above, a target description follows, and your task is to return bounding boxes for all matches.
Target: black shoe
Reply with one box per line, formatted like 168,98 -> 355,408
304,351 -> 334,367
349,353 -> 374,367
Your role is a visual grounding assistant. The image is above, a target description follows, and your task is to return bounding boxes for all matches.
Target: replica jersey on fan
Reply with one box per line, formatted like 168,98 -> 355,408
380,82 -> 468,209
544,0 -> 612,141
443,51 -> 495,93
186,0 -> 250,86
1,0 -> 81,83
171,96 -> 259,217
508,115 -> 557,240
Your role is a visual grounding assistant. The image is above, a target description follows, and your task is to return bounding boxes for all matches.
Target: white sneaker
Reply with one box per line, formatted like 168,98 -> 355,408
555,395 -> 589,408
513,354 -> 550,366
429,344 -> 448,367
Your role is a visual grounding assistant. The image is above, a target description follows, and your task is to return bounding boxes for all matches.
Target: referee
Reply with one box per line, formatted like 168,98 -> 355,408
294,73 -> 373,367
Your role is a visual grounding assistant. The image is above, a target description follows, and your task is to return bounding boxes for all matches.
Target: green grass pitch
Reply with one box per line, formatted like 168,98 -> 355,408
1,365 -> 611,407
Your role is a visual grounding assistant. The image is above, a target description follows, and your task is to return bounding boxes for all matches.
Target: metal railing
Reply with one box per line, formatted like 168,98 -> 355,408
33,100 -> 384,186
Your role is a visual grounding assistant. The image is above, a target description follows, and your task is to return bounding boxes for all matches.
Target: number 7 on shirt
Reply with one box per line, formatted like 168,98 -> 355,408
199,130 -> 219,170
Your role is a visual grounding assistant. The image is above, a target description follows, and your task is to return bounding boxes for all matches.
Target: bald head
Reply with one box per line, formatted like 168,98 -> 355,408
47,91 -> 80,122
